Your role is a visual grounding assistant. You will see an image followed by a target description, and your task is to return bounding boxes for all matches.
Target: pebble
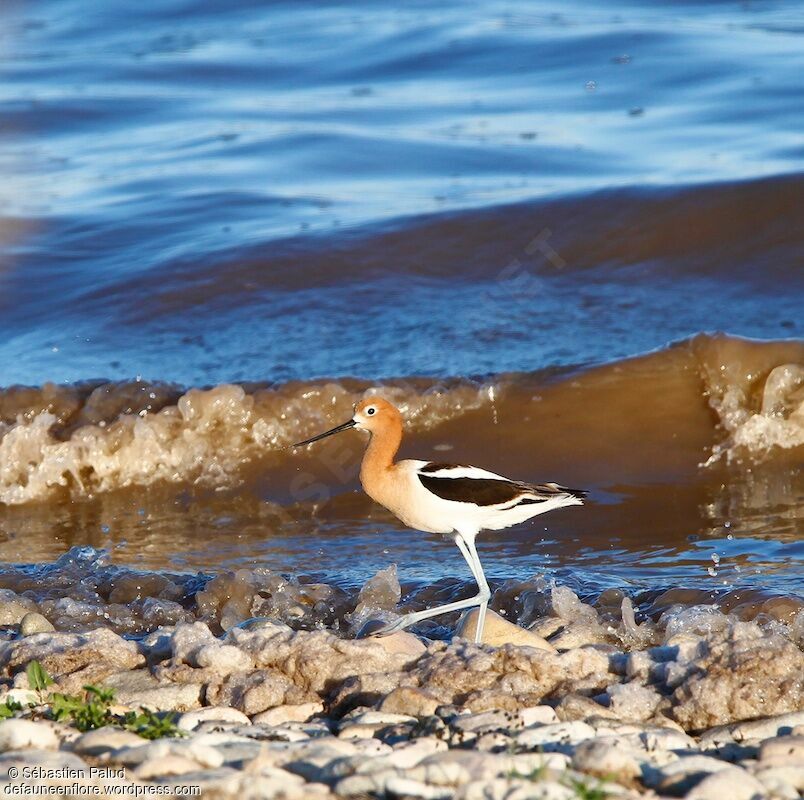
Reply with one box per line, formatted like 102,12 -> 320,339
178,706 -> 251,731
456,608 -> 557,651
19,612 -> 55,635
649,754 -> 732,793
252,702 -> 324,725
521,705 -> 559,726
515,720 -> 597,751
71,726 -> 144,755
754,764 -> 804,798
700,711 -> 804,748
135,754 -> 203,779
685,765 -> 767,800
373,630 -> 427,660
571,737 -> 643,780
378,686 -> 440,717
758,734 -> 804,765
102,669 -> 203,711
0,719 -> 59,752
0,591 -> 37,626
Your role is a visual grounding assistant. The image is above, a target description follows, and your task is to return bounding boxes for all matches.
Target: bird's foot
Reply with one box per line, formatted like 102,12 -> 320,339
357,616 -> 411,638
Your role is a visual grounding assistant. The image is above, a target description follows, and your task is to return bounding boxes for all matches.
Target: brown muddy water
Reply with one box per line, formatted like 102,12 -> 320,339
0,0 -> 802,639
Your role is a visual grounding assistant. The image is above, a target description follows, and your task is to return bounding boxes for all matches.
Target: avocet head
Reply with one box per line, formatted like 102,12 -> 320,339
352,397 -> 402,433
293,396 -> 402,447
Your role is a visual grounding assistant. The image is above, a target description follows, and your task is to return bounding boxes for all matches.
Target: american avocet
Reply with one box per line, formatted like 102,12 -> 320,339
294,397 -> 585,643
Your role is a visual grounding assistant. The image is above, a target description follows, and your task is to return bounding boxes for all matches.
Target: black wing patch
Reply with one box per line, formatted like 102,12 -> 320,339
417,473 -> 587,508
419,462 -> 472,473
418,474 -> 538,506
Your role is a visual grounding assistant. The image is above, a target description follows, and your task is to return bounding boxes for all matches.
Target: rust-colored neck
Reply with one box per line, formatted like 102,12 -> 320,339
360,422 -> 402,483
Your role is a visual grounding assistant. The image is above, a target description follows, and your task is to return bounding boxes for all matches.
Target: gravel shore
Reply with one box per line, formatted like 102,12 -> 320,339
0,586 -> 802,799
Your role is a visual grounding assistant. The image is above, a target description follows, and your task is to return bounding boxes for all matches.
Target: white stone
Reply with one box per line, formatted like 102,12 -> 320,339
456,608 -> 557,651
647,754 -> 732,792
754,764 -> 804,798
134,754 -> 201,779
178,706 -> 251,731
101,670 -> 202,711
19,612 -> 55,635
571,738 -> 642,779
701,711 -> 804,748
515,721 -> 596,751
0,688 -> 38,706
374,631 -> 427,660
686,766 -> 767,800
521,705 -> 559,727
456,778 -> 575,800
384,775 -> 453,799
251,702 -> 323,725
340,711 -> 417,727
72,726 -> 144,755
0,719 -> 59,752
195,643 -> 254,674
758,734 -> 804,766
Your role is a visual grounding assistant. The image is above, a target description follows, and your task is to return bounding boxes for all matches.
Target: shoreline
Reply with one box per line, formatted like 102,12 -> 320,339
0,591 -> 801,799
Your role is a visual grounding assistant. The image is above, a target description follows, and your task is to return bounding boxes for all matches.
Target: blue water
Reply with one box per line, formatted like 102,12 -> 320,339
0,0 -> 802,388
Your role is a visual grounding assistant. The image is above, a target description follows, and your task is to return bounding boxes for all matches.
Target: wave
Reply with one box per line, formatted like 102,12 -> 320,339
75,175 -> 804,323
0,333 -> 802,507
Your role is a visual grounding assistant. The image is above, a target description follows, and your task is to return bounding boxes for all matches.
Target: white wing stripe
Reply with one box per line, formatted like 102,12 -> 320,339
417,464 -> 511,481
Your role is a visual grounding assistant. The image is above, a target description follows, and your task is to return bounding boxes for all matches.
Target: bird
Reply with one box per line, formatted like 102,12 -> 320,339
294,397 -> 585,644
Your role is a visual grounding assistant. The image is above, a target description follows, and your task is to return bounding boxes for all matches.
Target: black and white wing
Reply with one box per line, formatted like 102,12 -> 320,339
415,462 -> 586,509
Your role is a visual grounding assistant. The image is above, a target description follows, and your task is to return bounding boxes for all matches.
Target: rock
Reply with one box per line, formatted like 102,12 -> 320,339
571,737 -> 642,781
0,590 -> 37,626
548,620 -> 611,649
0,688 -> 38,707
252,702 -> 324,725
278,739 -> 359,782
19,612 -> 55,635
606,682 -> 663,722
101,669 -> 202,711
754,765 -> 804,798
207,669 -> 302,716
0,628 -> 144,691
701,711 -> 804,749
527,617 -> 566,639
686,765 -> 767,800
378,686 -> 440,717
521,705 -> 559,726
381,738 -> 448,770
154,767 -> 242,794
456,778 -> 575,800
515,721 -> 597,752
178,706 -> 251,731
373,631 -> 427,660
135,754 -> 204,779
759,735 -> 804,766
456,609 -> 556,652
0,719 -> 59,752
110,740 -> 224,770
195,642 -> 254,675
670,626 -> 804,730
451,709 -> 522,737
71,726 -> 144,756
647,754 -> 733,793
0,749 -> 93,786
336,638 -> 614,716
340,710 -> 416,728
383,776 -> 453,799
555,693 -> 616,722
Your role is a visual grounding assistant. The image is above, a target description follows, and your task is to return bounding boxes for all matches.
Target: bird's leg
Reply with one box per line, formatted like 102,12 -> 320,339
457,535 -> 490,644
369,532 -> 490,640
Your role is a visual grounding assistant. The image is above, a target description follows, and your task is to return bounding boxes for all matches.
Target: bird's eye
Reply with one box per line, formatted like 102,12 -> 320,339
366,407 -> 376,416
